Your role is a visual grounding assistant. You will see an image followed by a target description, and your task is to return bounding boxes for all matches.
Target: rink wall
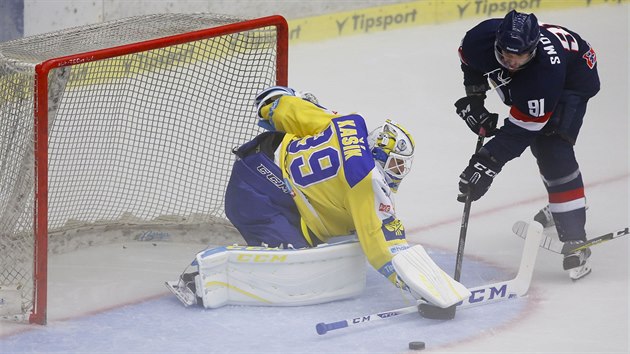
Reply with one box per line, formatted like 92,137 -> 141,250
287,0 -> 628,43
0,0 -> 627,42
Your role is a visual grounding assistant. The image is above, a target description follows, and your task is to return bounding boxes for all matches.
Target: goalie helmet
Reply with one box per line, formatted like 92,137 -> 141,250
494,10 -> 540,71
368,119 -> 415,192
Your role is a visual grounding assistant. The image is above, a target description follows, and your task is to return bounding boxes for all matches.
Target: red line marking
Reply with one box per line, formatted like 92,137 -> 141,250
407,172 -> 629,234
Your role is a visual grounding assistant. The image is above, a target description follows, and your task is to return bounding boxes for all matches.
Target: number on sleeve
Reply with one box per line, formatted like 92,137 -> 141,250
545,25 -> 579,52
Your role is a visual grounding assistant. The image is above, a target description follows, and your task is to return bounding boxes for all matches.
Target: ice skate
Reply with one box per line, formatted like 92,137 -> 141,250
533,205 -> 555,228
562,241 -> 592,280
534,203 -> 589,230
165,271 -> 201,307
568,263 -> 591,280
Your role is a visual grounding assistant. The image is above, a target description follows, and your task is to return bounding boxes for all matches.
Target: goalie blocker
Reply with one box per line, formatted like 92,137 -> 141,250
166,241 -> 470,309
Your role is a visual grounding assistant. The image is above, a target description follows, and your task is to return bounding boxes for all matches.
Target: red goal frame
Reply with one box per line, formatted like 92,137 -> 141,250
30,15 -> 289,325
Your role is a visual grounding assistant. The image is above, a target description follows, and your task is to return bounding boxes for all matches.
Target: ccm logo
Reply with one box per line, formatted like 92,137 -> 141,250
473,162 -> 497,177
379,203 -> 391,212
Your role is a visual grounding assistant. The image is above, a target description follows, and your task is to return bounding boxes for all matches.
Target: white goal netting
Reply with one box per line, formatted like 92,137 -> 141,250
0,13 -> 287,323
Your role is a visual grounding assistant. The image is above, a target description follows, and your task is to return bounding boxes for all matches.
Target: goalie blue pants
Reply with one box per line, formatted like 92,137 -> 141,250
224,133 -> 312,249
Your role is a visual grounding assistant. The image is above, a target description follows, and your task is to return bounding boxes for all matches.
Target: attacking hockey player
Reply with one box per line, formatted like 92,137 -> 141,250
453,10 -> 600,280
166,86 -> 471,310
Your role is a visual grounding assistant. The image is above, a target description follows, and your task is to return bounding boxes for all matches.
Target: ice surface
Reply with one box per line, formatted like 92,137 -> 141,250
1,4 -> 628,353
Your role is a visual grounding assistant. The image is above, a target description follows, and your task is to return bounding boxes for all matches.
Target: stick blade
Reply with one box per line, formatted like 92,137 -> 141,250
513,220 -> 563,254
512,220 -> 529,238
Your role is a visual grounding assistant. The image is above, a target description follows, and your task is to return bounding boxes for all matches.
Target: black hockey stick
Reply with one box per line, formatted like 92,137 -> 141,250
513,221 -> 629,254
419,128 -> 486,320
454,129 -> 487,279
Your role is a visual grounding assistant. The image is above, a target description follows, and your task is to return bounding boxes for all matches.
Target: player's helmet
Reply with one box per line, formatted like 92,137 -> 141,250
494,10 -> 540,71
368,119 -> 415,192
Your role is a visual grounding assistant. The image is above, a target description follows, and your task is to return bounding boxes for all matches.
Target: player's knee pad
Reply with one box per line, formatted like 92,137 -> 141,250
531,135 -> 579,180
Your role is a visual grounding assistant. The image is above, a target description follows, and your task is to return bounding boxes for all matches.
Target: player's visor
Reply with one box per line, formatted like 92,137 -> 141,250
494,44 -> 536,71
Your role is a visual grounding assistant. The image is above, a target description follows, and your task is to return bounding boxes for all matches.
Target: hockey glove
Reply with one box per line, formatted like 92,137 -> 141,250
454,96 -> 499,137
458,151 -> 502,202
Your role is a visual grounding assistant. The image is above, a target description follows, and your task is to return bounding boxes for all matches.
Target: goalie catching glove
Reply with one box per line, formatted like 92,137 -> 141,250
392,245 -> 471,308
454,95 -> 498,137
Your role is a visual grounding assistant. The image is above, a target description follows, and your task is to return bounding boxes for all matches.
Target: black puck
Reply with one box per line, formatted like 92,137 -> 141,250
408,341 -> 425,350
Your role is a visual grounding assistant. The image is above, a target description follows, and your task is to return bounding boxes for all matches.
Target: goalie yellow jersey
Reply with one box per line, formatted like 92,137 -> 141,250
260,96 -> 410,283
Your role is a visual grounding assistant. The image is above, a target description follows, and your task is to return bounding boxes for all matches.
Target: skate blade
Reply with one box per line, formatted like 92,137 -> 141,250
165,281 -> 197,307
569,266 -> 592,281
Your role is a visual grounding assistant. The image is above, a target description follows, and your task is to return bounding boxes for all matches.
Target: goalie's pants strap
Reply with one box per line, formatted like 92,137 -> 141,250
225,133 -> 320,248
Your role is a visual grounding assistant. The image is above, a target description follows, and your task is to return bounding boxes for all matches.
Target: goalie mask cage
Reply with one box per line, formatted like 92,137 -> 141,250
0,13 -> 288,324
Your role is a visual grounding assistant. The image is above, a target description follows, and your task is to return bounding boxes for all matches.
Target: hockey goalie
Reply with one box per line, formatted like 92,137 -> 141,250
166,86 -> 470,309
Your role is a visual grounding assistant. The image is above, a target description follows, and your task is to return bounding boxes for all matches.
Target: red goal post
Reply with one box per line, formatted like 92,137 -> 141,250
0,14 -> 288,325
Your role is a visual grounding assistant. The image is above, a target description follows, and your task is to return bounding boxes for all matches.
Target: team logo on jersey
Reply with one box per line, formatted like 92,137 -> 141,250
379,203 -> 391,212
382,217 -> 405,241
582,46 -> 597,69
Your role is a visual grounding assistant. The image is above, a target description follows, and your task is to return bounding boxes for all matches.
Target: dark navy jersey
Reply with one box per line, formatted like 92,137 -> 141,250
458,18 -> 600,165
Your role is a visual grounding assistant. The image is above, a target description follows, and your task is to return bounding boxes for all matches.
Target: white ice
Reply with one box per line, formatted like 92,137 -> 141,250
1,4 -> 628,353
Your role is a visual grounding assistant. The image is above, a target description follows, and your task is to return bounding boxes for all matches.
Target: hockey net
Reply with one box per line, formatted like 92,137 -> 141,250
0,13 -> 288,324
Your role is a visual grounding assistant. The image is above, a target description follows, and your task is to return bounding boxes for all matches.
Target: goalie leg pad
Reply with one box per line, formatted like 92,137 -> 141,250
392,245 -> 471,308
170,241 -> 366,308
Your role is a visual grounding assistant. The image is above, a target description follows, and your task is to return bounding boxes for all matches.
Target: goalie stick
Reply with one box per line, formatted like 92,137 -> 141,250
512,220 -> 629,254
315,221 -> 542,335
